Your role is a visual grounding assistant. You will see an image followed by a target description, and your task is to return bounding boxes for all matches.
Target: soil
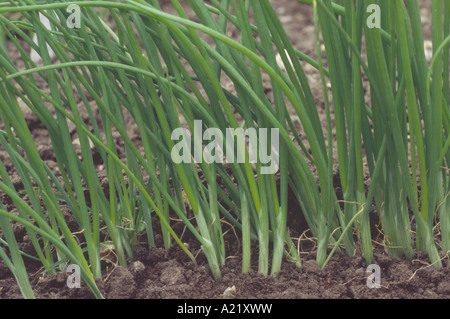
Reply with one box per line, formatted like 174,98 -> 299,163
1,0 -> 450,300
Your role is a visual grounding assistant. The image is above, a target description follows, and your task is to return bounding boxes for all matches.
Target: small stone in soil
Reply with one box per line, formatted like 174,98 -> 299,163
132,261 -> 145,273
222,286 -> 236,299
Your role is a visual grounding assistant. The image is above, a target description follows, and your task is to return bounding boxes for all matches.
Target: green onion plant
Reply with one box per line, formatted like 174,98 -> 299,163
0,0 -> 448,299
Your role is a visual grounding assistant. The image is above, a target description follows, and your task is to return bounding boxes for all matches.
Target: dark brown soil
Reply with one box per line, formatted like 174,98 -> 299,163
1,0 -> 450,300
2,214 -> 450,299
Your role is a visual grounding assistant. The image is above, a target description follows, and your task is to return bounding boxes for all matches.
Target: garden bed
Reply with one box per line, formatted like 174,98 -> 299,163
1,206 -> 449,299
1,0 -> 450,299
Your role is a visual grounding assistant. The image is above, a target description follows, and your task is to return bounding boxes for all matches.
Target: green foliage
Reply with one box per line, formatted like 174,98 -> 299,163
0,0 -> 448,299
